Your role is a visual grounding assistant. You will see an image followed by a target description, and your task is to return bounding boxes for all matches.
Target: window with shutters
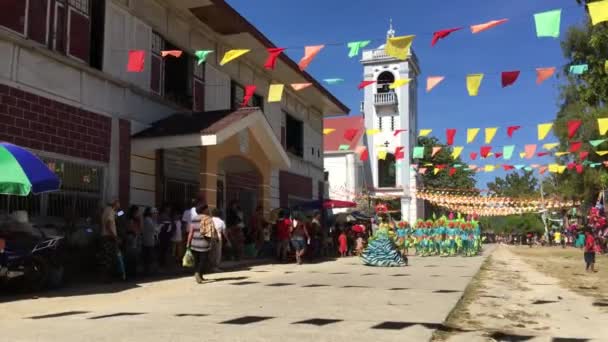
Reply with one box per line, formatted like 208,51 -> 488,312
378,116 -> 382,131
390,116 -> 395,131
285,112 -> 303,158
150,32 -> 164,95
164,41 -> 193,109
0,0 -> 28,35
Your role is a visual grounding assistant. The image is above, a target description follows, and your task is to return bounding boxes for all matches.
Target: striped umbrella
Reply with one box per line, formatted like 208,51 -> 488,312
0,142 -> 60,196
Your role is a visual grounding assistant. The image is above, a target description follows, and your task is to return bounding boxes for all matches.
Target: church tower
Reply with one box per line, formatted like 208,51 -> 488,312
360,21 -> 422,223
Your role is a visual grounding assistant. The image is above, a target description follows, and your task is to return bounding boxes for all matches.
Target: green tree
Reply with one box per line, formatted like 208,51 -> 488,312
486,170 -> 539,198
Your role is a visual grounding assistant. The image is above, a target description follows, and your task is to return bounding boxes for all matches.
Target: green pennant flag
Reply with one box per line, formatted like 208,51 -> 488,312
524,166 -> 533,171
338,144 -> 350,151
534,9 -> 561,38
324,78 -> 344,85
590,139 -> 607,147
569,64 -> 588,75
591,163 -> 601,168
515,165 -> 525,170
454,164 -> 462,168
503,145 -> 515,160
194,50 -> 213,65
347,40 -> 371,58
413,146 -> 424,159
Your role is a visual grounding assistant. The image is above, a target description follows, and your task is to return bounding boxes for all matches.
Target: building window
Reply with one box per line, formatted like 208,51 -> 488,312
391,116 -> 395,131
150,32 -> 164,95
378,153 -> 396,188
164,41 -> 193,109
231,82 -> 263,111
285,113 -> 303,157
378,116 -> 382,131
377,71 -> 395,94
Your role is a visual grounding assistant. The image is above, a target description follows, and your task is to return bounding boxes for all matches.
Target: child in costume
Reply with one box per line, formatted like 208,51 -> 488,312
338,230 -> 348,257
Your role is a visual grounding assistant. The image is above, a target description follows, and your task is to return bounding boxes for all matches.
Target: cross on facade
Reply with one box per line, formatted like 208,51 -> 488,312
384,141 -> 390,148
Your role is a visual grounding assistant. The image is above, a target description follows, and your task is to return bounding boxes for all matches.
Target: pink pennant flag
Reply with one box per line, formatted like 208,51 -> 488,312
501,71 -> 520,88
241,85 -> 257,107
470,19 -> 508,34
298,45 -> 324,71
525,144 -> 537,159
161,50 -> 183,58
127,50 -> 145,72
576,164 -> 584,174
264,48 -> 285,70
536,67 -> 555,85
540,166 -> 548,174
426,76 -> 445,92
418,168 -> 428,175
291,83 -> 313,91
358,80 -> 376,90
507,125 -> 521,138
432,147 -> 442,157
431,27 -> 463,46
393,129 -> 407,137
470,152 -> 478,160
567,162 -> 576,170
580,151 -> 589,160
567,120 -> 582,140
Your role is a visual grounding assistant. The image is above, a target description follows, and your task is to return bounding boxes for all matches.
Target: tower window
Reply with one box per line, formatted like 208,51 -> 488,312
391,116 -> 395,131
378,117 -> 382,130
378,153 -> 396,188
377,71 -> 395,94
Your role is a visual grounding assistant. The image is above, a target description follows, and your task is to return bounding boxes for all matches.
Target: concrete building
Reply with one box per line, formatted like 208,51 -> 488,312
0,0 -> 348,222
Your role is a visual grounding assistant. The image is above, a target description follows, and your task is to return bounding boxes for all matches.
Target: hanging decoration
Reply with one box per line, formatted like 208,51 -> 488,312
161,50 -> 183,58
470,19 -> 508,34
347,40 -> 371,57
431,27 -> 463,46
538,123 -> 553,141
467,128 -> 480,144
507,126 -> 521,138
195,50 -> 213,65
501,71 -> 520,87
264,48 -> 286,70
534,9 -> 562,38
127,50 -> 145,72
485,127 -> 498,144
358,80 -> 376,90
426,76 -> 445,92
588,0 -> 608,25
536,67 -> 555,84
385,35 -> 415,60
291,83 -> 312,91
241,85 -> 257,107
466,74 -> 484,96
268,84 -> 284,103
220,49 -> 250,66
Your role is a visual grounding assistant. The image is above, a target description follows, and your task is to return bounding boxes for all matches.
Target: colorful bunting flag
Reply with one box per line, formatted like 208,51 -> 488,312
536,67 -> 556,85
323,128 -> 335,135
419,129 -> 432,137
378,150 -> 387,160
598,118 -> 608,135
127,50 -> 145,72
431,27 -> 463,46
467,128 -> 480,144
470,152 -> 478,160
590,139 -> 607,147
485,127 -> 498,144
426,76 -> 445,92
567,120 -> 582,139
221,49 -> 250,66
360,148 -> 369,161
569,141 -> 582,153
390,79 -> 411,89
344,128 -> 359,141
596,151 -> 608,156
580,151 -> 589,160
413,146 -> 424,159
503,145 -> 515,160
588,0 -> 608,25
485,165 -> 495,172
538,123 -> 553,140
451,146 -> 464,160
519,152 -> 526,158
495,152 -> 503,159
194,50 -> 213,65
268,84 -> 284,103
264,48 -> 285,70
241,85 -> 257,107
434,168 -> 441,175
555,152 -> 571,157
418,168 -> 428,175
543,142 -> 559,150
534,9 -> 562,38
480,146 -> 492,158
446,129 -> 456,146
501,71 -> 520,88
537,152 -> 550,157
558,165 -> 567,174
549,164 -> 560,173
525,144 -> 537,159
366,129 -> 380,136
605,60 -> 608,73
449,168 -> 457,177
503,165 -> 515,171
432,147 -> 442,157
347,41 -> 371,58
324,78 -> 344,85
298,45 -> 324,71
161,50 -> 182,58
515,164 -> 525,170
507,126 -> 521,138
358,80 -> 376,90
540,166 -> 548,174
470,19 -> 508,34
569,64 -> 589,75
338,144 -> 350,151
385,35 -> 415,60
393,129 -> 407,136
395,146 -> 405,160
466,74 -> 483,96
291,83 -> 312,91
576,164 -> 584,174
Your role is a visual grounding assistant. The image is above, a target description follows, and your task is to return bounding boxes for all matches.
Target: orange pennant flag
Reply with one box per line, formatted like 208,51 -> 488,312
298,45 -> 324,71
536,67 -> 555,85
470,19 -> 508,34
426,76 -> 445,92
291,83 -> 312,91
161,50 -> 183,58
432,147 -> 442,157
525,144 -> 537,159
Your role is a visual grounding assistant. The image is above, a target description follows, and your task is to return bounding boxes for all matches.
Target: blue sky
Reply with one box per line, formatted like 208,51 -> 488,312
228,0 -> 588,187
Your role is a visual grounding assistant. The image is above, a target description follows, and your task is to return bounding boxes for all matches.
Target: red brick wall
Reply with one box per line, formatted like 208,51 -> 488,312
0,84 -> 111,162
118,119 -> 131,206
279,171 -> 312,207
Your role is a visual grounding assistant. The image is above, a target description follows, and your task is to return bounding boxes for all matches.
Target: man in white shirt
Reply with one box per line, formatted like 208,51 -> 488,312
211,208 -> 229,271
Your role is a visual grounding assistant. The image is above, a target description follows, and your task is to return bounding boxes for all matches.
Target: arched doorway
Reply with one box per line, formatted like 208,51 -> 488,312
378,153 -> 396,188
377,71 -> 395,93
217,156 -> 263,220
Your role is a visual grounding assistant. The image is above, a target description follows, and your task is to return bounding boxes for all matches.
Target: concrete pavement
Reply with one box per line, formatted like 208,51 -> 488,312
0,248 -> 492,342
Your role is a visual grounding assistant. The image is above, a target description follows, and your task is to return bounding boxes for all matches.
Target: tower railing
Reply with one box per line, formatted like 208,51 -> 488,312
374,92 -> 398,105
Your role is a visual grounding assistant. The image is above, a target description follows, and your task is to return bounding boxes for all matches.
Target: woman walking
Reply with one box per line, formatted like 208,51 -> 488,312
584,230 -> 597,273
187,204 -> 218,283
291,216 -> 310,265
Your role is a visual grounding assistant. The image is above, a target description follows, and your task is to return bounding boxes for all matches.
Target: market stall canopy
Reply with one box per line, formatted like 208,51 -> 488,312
296,199 -> 357,209
0,142 -> 60,196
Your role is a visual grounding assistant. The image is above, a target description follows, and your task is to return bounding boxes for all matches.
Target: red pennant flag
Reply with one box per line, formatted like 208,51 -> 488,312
360,148 -> 369,161
446,129 -> 456,146
393,129 -> 407,136
395,146 -> 405,160
343,128 -> 359,141
579,151 -> 589,160
241,85 -> 257,107
436,164 -> 447,170
495,152 -> 503,159
537,152 -> 550,157
501,71 -> 520,88
449,167 -> 457,176
569,141 -> 582,153
480,146 -> 492,158
567,162 -> 576,170
567,120 -> 582,140
503,165 -> 515,171
264,48 -> 285,70
127,50 -> 145,72
470,152 -> 478,160
358,80 -> 376,90
507,125 -> 521,138
576,164 -> 584,174
431,27 -> 463,46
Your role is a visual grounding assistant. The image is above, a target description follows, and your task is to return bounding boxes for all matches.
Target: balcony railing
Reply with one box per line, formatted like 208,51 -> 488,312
374,92 -> 398,105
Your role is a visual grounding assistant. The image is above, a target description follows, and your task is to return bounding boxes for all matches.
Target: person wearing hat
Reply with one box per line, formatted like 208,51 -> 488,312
142,207 -> 158,275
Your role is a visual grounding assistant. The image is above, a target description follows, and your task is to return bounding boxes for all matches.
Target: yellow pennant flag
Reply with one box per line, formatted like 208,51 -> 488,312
538,123 -> 553,140
543,143 -> 559,150
605,60 -> 608,73
548,164 -> 559,173
555,152 -> 571,157
558,165 -> 567,174
588,0 -> 608,25
596,150 -> 608,156
378,150 -> 387,160
466,74 -> 484,96
467,128 -> 480,144
434,168 -> 441,175
323,128 -> 335,135
451,146 -> 464,160
519,152 -> 526,158
419,129 -> 432,137
485,127 -> 498,144
220,49 -> 250,65
390,79 -> 411,89
485,165 -> 495,172
598,118 -> 608,135
385,35 -> 415,60
268,84 -> 284,103
366,129 -> 380,136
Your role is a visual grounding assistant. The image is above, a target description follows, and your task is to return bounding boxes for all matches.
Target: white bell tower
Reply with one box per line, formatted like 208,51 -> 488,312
360,20 -> 421,223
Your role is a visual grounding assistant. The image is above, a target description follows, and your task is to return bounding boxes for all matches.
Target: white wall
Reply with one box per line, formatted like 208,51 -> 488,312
325,153 -> 361,201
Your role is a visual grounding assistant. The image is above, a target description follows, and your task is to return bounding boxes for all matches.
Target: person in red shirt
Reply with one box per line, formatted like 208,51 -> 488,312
584,230 -> 597,273
276,211 -> 292,263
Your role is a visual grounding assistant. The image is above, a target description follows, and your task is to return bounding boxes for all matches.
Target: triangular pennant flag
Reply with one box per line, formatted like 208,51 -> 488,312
536,67 -> 555,85
390,79 -> 411,89
534,9 -> 562,38
220,49 -> 250,66
395,146 -> 405,160
426,76 -> 445,92
569,64 -> 589,75
548,164 -> 560,173
338,144 -> 350,151
515,164 -> 525,170
347,41 -> 371,58
520,152 -> 527,158
358,80 -> 376,90
323,128 -> 335,135
418,168 -> 428,175
467,128 -> 480,144
413,146 -> 424,159
268,84 -> 284,103
569,141 -> 583,153
419,129 -> 432,137
590,139 -> 607,147
480,146 -> 492,158
470,19 -> 508,34
495,152 -> 503,159
449,167 -> 457,177
446,129 -> 457,146
344,128 -> 359,141
485,165 -> 495,172
539,166 -> 548,174
598,118 -> 608,135
469,165 -> 478,170
503,145 -> 515,160
555,152 -> 571,157
194,50 -> 213,65
501,71 -> 520,88
507,126 -> 521,138
558,165 -> 567,174
360,148 -> 369,161
161,50 -> 183,58
366,129 -> 380,136
576,164 -> 584,174
451,146 -> 464,160
525,144 -> 537,159
432,147 -> 442,157
470,152 -> 478,160
434,168 -> 441,175
588,0 -> 608,25
264,48 -> 285,70
324,78 -> 344,85
537,152 -> 551,157
385,35 -> 415,60
291,83 -> 313,91
543,142 -> 559,150
241,85 -> 257,107
590,162 -> 601,167
538,123 -> 553,140
378,150 -> 388,160
127,50 -> 145,72
567,120 -> 582,139
393,129 -> 407,137
298,45 -> 324,71
431,27 -> 463,46
597,151 -> 608,156
605,60 -> 608,73
580,151 -> 589,160
485,127 -> 498,144
503,164 -> 515,171
466,74 -> 484,96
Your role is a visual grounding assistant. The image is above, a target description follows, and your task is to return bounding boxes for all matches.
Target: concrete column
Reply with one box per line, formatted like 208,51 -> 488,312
261,172 -> 272,215
107,117 -> 120,202
199,146 -> 218,208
